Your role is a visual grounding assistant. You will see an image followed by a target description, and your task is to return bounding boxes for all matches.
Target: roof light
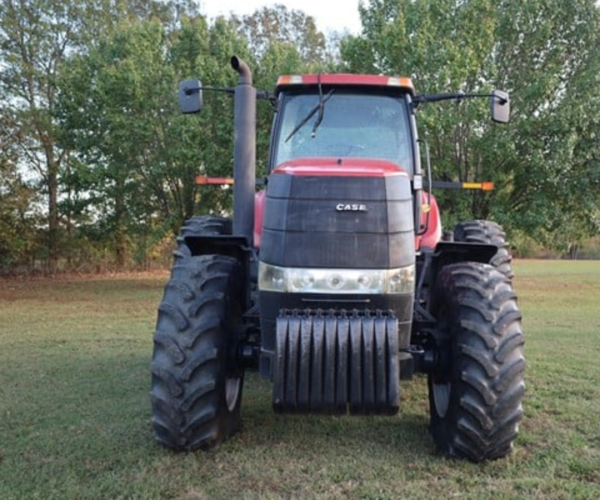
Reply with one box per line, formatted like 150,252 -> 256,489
277,75 -> 303,86
388,77 -> 414,91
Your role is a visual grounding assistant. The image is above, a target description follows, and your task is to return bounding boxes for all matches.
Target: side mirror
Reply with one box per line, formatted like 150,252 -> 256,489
179,79 -> 203,114
490,90 -> 510,123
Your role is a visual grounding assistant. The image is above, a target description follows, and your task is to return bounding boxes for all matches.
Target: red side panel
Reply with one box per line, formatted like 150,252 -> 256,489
416,192 -> 443,251
254,190 -> 267,248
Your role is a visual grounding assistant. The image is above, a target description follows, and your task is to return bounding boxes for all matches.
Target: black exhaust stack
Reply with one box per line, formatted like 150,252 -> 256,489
231,56 -> 256,245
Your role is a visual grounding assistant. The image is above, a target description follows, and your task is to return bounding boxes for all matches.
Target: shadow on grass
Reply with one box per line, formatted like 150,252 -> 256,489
227,372 -> 435,461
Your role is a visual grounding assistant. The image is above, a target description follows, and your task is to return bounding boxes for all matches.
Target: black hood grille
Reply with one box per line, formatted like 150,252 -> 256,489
260,174 -> 415,269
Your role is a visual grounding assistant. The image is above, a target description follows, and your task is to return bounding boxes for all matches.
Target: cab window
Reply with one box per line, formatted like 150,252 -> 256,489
273,91 -> 413,173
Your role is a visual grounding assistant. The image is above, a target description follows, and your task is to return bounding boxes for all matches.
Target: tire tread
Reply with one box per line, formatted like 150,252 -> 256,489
429,262 -> 525,461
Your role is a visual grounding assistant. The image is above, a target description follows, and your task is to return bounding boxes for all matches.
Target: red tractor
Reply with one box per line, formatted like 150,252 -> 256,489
150,57 -> 524,462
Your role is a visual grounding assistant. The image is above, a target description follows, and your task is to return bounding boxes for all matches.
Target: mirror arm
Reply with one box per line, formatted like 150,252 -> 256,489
183,85 -> 273,101
183,85 -> 272,100
414,92 -> 504,104
185,85 -> 235,96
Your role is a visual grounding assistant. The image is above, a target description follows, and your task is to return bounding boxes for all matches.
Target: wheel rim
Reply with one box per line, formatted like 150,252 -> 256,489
225,377 -> 241,412
433,382 -> 451,418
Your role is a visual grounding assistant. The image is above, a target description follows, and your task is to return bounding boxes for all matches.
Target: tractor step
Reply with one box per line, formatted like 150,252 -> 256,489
273,309 -> 400,415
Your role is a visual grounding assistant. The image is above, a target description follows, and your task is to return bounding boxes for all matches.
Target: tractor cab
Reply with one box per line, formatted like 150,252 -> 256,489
269,74 -> 417,175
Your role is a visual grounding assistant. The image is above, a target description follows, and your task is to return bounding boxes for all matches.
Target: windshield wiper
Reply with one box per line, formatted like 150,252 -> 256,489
285,86 -> 335,143
311,75 -> 328,138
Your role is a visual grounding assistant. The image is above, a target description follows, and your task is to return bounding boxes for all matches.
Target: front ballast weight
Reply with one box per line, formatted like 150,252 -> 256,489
273,309 -> 400,415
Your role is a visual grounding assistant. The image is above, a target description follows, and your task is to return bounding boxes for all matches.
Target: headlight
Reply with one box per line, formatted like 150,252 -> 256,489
258,263 -> 415,294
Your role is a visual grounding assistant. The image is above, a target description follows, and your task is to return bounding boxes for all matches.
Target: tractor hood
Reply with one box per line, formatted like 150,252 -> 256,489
260,157 -> 415,269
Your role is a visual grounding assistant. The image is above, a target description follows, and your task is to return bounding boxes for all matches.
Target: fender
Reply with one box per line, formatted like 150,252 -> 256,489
432,241 -> 498,266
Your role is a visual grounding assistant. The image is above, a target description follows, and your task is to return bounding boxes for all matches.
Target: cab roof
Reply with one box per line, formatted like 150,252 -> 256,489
276,74 -> 415,96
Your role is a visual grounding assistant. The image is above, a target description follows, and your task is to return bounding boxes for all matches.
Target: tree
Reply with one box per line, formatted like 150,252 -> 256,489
0,119 -> 39,271
56,14 -> 251,266
0,0 -> 83,271
57,4 -> 332,266
341,0 -> 600,245
231,4 -> 327,67
0,0 -> 201,271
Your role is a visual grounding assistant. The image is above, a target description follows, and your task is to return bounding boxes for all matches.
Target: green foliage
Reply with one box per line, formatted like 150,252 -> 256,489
342,0 -> 600,247
0,0 -> 83,271
55,3 -> 330,266
0,138 -> 39,270
0,0 -> 206,271
57,17 -> 212,241
2,0 -> 599,271
56,11 -> 254,260
231,4 -> 327,67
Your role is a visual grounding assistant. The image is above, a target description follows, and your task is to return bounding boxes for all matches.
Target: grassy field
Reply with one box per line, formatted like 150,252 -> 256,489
1,260 -> 599,499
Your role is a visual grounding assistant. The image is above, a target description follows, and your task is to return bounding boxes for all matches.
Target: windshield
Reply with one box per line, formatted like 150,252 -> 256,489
273,91 -> 413,172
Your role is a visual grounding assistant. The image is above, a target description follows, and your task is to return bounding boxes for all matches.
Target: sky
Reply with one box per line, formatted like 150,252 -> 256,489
199,0 -> 363,34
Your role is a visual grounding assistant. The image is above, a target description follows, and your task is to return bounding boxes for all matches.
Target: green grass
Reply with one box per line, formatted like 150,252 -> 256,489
1,261 -> 600,499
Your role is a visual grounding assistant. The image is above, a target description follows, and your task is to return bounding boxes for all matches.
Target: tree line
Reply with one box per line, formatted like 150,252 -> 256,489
1,0 -> 599,273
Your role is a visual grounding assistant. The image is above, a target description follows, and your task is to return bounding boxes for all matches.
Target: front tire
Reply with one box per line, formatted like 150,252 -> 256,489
150,255 -> 244,451
428,262 -> 525,461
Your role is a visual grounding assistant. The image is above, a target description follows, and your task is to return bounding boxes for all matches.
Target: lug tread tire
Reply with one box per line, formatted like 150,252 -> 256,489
453,220 -> 513,279
173,216 -> 232,261
429,262 -> 525,462
150,255 -> 243,451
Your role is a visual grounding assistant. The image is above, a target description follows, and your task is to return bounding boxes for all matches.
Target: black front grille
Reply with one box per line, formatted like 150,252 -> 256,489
260,174 -> 415,269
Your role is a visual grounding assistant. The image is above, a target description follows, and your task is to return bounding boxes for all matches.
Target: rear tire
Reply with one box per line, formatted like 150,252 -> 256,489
150,255 -> 244,451
453,220 -> 513,279
428,262 -> 525,461
173,216 -> 232,261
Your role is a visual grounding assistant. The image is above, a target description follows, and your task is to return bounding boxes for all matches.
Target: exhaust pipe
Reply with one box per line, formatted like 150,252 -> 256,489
231,56 -> 252,85
231,56 -> 256,245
